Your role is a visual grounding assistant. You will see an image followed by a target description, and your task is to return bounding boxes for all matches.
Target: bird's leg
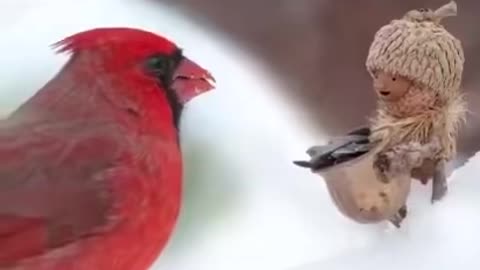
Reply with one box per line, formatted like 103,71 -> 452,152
431,159 -> 447,203
389,205 -> 408,228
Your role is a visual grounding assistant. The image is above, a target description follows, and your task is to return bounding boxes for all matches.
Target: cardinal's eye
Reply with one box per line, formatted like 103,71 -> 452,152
146,54 -> 175,79
145,50 -> 183,85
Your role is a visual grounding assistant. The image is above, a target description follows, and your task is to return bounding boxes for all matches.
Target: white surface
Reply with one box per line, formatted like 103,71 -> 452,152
1,1 -> 479,270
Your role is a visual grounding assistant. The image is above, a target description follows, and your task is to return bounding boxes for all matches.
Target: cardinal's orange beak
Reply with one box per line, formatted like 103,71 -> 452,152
171,57 -> 216,104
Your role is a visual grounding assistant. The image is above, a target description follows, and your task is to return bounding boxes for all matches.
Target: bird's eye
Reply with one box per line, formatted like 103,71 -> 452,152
417,8 -> 430,12
145,50 -> 183,85
391,77 -> 396,81
146,54 -> 173,78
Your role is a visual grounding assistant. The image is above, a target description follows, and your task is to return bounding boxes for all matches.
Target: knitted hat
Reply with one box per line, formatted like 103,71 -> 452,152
366,1 -> 465,97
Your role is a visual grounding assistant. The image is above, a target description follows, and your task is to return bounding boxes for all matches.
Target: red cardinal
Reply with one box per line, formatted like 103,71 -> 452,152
0,27 -> 215,269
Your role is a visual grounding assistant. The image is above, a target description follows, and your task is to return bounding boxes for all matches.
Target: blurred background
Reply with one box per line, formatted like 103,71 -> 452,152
159,0 -> 480,164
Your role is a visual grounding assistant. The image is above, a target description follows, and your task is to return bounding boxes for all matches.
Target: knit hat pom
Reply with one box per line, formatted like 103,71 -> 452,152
366,1 -> 464,97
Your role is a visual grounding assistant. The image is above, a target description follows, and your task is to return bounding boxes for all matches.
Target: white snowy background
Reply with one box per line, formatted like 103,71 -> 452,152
0,0 -> 479,270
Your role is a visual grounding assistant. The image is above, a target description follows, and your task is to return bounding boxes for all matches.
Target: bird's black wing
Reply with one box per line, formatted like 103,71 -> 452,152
293,126 -> 375,171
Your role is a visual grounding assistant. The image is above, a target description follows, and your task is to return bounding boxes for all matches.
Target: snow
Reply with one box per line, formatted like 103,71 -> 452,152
294,152 -> 480,270
1,1 -> 479,270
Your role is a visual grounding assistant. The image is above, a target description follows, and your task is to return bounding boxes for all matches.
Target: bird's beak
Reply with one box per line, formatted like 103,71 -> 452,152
171,57 -> 216,104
